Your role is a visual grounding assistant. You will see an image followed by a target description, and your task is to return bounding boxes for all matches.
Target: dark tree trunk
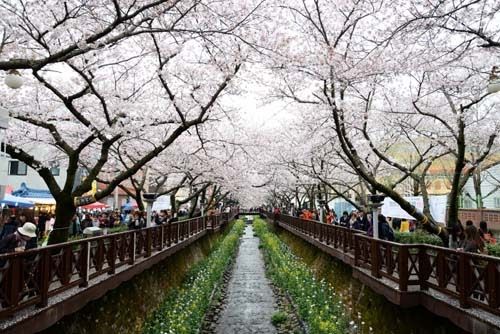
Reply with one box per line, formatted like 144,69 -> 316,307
188,194 -> 198,218
48,194 -> 76,245
446,114 -> 465,228
412,178 -> 420,196
473,168 -> 482,208
136,189 -> 145,212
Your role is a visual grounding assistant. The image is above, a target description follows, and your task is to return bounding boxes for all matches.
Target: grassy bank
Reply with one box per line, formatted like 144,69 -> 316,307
142,220 -> 245,334
253,218 -> 353,334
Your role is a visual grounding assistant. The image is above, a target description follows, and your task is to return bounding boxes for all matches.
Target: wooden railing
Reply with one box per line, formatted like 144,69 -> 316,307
269,213 -> 500,316
0,210 -> 238,319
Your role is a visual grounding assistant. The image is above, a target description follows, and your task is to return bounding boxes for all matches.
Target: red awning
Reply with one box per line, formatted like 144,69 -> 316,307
81,201 -> 109,209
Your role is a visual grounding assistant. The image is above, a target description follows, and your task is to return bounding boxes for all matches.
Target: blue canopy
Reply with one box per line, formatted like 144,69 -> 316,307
12,182 -> 53,198
0,194 -> 34,208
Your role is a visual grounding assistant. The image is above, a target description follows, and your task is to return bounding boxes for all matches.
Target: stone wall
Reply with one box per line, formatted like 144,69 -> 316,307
274,225 -> 465,334
41,225 -> 232,334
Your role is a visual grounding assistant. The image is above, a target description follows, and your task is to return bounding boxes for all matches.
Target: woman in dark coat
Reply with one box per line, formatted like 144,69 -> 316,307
0,215 -> 19,240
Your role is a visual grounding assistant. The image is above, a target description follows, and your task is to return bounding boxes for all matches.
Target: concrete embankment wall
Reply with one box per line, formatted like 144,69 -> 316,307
41,224 -> 232,334
273,224 -> 467,334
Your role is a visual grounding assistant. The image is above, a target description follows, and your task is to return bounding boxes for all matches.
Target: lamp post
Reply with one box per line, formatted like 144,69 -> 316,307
318,199 -> 326,223
367,194 -> 385,239
200,197 -> 206,216
0,107 -> 9,157
488,66 -> 500,94
4,70 -> 23,89
143,192 -> 157,228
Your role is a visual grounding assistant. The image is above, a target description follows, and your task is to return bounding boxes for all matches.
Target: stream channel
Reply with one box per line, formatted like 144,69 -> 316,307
275,226 -> 468,334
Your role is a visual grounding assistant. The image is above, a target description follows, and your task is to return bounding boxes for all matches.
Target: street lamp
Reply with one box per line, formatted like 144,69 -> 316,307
367,194 -> 385,239
143,192 -> 157,228
488,66 -> 500,94
318,199 -> 326,223
4,70 -> 23,89
0,107 -> 9,157
200,197 -> 206,216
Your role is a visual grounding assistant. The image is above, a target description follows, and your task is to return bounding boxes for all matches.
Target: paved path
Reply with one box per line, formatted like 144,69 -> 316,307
215,225 -> 278,334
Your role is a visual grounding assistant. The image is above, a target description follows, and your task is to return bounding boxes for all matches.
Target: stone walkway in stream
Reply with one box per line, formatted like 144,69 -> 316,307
215,225 -> 278,334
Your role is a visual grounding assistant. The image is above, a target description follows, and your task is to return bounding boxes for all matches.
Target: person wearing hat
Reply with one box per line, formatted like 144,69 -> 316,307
0,222 -> 38,254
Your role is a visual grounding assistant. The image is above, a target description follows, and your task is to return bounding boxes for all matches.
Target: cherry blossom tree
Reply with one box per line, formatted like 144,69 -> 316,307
0,0 -> 264,243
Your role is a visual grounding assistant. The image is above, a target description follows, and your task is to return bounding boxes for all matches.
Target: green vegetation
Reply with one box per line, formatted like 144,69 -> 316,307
395,230 -> 443,246
254,218 -> 350,334
107,225 -> 129,234
142,220 -> 245,334
486,244 -> 500,257
271,311 -> 288,326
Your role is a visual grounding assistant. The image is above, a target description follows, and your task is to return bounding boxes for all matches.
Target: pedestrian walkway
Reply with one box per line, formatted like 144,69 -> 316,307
215,225 -> 278,334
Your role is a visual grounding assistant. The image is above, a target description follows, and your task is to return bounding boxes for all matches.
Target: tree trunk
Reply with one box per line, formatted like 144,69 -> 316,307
188,194 -> 198,218
473,168 -> 482,208
136,189 -> 145,211
48,194 -> 76,245
412,178 -> 420,196
446,115 -> 465,228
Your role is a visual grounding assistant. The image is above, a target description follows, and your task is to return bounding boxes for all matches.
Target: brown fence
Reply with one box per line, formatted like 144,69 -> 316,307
268,213 -> 500,317
0,210 -> 238,319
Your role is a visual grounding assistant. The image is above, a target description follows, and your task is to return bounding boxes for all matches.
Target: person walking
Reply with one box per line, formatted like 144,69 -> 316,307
339,211 -> 350,228
479,221 -> 496,245
38,212 -> 48,238
0,215 -> 19,240
458,225 -> 484,253
378,214 -> 395,241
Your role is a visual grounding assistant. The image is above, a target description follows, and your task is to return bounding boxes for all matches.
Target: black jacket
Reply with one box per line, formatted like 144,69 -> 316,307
0,220 -> 19,240
0,233 -> 20,254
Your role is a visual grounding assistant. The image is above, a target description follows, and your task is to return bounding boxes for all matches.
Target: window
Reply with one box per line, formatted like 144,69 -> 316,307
8,160 -> 27,176
50,166 -> 60,176
495,198 -> 500,209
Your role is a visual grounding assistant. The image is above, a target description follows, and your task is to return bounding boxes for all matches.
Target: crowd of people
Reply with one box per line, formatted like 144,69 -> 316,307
0,205 -> 230,254
285,207 -> 498,254
294,208 -> 395,241
450,219 -> 497,253
67,208 -> 190,236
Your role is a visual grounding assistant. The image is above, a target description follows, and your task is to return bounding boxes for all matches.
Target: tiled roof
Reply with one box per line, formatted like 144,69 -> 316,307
12,182 -> 54,199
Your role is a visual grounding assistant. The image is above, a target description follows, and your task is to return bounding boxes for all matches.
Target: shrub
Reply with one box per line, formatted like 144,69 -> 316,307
486,243 -> 500,257
395,230 -> 443,246
254,218 -> 350,334
271,311 -> 288,326
142,220 -> 245,334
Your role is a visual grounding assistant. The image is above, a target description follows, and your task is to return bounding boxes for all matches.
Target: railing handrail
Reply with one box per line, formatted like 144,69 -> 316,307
0,209 -> 239,322
277,213 -> 500,263
270,211 -> 500,318
0,214 -> 220,259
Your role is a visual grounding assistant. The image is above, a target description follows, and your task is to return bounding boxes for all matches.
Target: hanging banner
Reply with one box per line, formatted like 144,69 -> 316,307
381,196 -> 423,220
381,195 -> 447,223
429,195 -> 447,223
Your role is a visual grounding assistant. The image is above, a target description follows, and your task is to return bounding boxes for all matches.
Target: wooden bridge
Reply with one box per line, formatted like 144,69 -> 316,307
268,213 -> 500,334
0,211 -> 237,334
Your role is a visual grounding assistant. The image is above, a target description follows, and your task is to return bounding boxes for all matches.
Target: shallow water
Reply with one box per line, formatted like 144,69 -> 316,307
276,227 -> 469,334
